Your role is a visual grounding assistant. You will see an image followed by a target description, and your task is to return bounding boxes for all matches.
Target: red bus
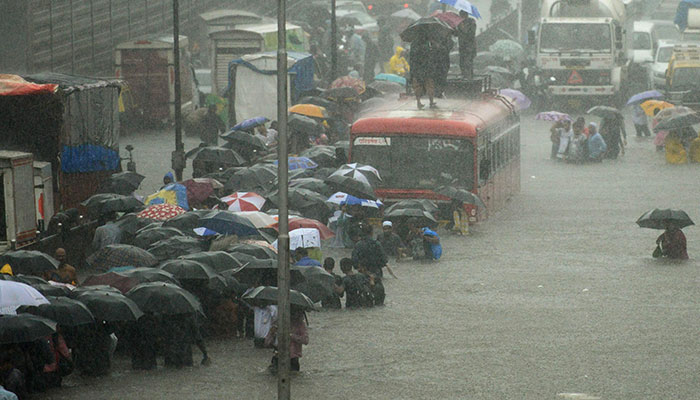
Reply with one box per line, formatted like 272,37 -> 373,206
349,96 -> 520,223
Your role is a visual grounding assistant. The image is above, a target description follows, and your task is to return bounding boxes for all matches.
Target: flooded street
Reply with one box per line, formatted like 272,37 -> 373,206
43,114 -> 699,400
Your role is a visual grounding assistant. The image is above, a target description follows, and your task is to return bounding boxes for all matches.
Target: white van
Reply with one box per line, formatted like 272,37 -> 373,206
632,21 -> 656,64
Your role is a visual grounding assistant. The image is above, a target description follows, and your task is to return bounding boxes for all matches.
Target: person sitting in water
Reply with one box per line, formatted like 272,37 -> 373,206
655,224 -> 689,260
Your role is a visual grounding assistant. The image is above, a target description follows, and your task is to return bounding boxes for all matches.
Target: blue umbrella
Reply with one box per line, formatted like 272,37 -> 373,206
373,73 -> 407,86
232,116 -> 269,132
273,157 -> 318,170
198,211 -> 259,237
193,227 -> 219,237
438,0 -> 481,18
626,90 -> 663,106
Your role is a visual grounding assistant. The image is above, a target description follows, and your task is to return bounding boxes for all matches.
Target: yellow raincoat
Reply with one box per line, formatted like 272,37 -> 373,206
665,136 -> 687,164
1,263 -> 13,275
689,137 -> 700,163
388,46 -> 409,77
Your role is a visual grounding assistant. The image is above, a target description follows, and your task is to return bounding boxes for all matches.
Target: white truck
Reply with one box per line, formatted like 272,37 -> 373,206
1,151 -> 38,250
533,0 -> 629,106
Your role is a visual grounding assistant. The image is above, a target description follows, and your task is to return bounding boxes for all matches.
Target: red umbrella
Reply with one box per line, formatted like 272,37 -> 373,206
220,192 -> 266,212
268,216 -> 334,240
330,76 -> 366,95
181,178 -> 223,204
430,10 -> 464,29
136,204 -> 186,221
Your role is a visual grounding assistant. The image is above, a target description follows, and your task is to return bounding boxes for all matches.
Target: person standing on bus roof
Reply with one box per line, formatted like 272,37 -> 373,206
409,39 -> 437,109
457,12 -> 477,79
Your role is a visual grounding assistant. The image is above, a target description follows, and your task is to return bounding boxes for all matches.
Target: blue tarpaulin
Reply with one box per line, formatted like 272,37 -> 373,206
675,0 -> 700,31
61,145 -> 120,173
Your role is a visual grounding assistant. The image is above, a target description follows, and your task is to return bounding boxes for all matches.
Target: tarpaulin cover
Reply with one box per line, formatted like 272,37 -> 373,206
145,183 -> 190,211
675,0 -> 700,31
25,73 -> 121,173
0,74 -> 57,96
227,52 -> 314,123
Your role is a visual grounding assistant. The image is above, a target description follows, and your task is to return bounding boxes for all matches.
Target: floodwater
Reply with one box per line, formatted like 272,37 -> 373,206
41,114 -> 699,399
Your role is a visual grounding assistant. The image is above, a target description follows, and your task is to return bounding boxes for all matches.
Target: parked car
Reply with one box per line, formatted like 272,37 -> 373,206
648,40 -> 678,89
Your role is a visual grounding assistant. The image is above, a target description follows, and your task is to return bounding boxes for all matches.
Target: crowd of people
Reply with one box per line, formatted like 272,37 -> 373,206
549,116 -> 623,163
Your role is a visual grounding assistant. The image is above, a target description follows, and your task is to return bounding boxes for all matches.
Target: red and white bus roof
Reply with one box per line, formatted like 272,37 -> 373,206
351,97 -> 515,138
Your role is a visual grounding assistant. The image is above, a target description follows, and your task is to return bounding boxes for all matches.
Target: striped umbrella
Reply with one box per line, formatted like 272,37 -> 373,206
221,192 -> 266,212
329,163 -> 381,186
535,111 -> 572,122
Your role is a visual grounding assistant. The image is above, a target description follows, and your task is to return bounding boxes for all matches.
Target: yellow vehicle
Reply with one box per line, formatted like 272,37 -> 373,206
665,45 -> 700,110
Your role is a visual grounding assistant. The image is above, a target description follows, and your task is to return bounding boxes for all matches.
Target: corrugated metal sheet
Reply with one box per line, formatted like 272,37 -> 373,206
22,0 -> 236,75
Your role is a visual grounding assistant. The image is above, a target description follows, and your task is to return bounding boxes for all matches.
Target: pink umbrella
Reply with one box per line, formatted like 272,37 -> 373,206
330,76 -> 366,95
221,192 -> 266,212
430,10 -> 464,29
182,178 -> 223,204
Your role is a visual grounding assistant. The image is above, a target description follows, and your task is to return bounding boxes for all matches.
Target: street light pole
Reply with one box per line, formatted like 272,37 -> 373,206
330,0 -> 337,81
276,0 -> 291,399
172,0 -> 185,181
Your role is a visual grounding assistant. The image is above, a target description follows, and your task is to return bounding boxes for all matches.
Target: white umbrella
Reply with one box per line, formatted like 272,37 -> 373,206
274,228 -> 322,251
329,163 -> 382,186
0,280 -> 49,315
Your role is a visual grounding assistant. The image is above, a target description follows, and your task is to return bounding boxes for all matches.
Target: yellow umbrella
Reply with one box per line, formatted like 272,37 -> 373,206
640,100 -> 674,116
289,104 -> 329,119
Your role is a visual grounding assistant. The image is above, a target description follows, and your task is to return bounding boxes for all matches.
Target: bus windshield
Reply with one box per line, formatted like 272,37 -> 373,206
539,23 -> 612,52
351,136 -> 475,190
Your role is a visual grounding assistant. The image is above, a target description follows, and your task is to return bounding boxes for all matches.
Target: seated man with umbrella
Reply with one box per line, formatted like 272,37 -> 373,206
637,208 -> 692,260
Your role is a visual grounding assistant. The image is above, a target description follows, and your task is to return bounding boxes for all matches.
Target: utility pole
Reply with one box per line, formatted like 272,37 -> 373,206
330,0 -> 337,81
276,0 -> 291,398
172,0 -> 185,181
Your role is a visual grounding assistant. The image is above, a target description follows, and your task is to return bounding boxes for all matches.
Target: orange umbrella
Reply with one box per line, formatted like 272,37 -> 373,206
640,100 -> 674,116
289,104 -> 329,119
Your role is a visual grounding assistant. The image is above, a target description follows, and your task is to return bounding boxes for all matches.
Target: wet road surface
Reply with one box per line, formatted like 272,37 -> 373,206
41,114 -> 699,399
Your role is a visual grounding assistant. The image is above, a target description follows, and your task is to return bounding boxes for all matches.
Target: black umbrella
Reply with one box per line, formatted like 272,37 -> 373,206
242,286 -> 318,311
288,113 -> 323,135
228,259 -> 304,286
86,244 -> 158,271
31,283 -> 72,297
385,207 -> 437,226
126,282 -> 204,316
147,236 -> 206,261
97,172 -> 145,196
226,243 -> 278,260
0,251 -> 59,276
0,274 -> 17,282
69,285 -> 122,298
435,186 -> 486,208
400,16 -> 453,42
587,105 -> 622,119
17,296 -> 95,327
14,274 -> 49,286
289,178 -> 333,197
114,213 -> 158,236
385,199 -> 439,214
268,187 -> 329,210
133,227 -> 186,249
325,174 -> 376,200
636,209 -> 695,230
186,146 -> 247,166
159,259 -> 220,283
73,290 -> 143,322
198,210 -> 260,237
179,251 -> 244,273
299,146 -> 338,167
653,112 -> 700,132
323,87 -> 360,102
224,164 -> 278,193
286,168 -> 316,181
221,130 -> 268,151
81,193 -> 144,219
0,314 -> 56,344
118,267 -> 181,286
298,96 -> 337,112
161,210 -> 210,232
291,265 -> 335,303
219,270 -> 250,296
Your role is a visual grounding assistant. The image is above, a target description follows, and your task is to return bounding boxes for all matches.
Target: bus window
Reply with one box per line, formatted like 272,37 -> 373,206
352,136 -> 475,190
